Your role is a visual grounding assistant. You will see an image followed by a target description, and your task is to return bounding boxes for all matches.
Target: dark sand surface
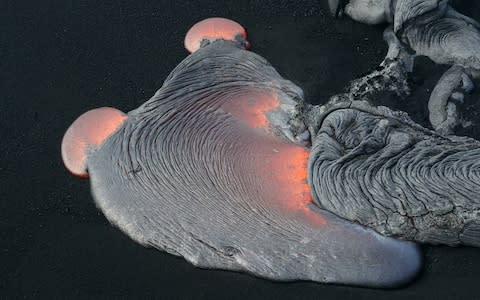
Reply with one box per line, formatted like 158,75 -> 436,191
1,0 -> 480,298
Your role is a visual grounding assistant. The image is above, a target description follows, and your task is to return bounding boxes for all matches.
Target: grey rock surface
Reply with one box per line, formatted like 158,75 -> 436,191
304,99 -> 480,246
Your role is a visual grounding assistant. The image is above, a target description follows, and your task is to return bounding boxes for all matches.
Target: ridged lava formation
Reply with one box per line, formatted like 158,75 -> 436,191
62,19 -> 421,287
305,99 -> 480,247
329,0 -> 480,134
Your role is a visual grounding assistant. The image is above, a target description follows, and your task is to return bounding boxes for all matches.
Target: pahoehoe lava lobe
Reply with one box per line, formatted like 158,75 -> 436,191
330,0 -> 480,134
306,100 -> 480,247
63,21 -> 421,287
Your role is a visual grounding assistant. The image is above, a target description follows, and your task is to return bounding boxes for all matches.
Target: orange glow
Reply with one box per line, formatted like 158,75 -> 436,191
184,18 -> 247,53
222,91 -> 280,130
222,89 -> 323,224
61,107 -> 127,178
266,144 -> 326,225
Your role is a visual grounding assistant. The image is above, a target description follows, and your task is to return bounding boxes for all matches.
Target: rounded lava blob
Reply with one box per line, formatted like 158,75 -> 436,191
184,17 -> 249,53
61,107 -> 127,178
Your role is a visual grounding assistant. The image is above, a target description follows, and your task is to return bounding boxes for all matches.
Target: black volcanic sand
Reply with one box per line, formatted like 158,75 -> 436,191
1,0 -> 480,298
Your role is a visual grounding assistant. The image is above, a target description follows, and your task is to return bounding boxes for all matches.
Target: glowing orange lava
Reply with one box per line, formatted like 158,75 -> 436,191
61,107 -> 127,178
184,18 -> 248,53
226,90 -> 325,225
222,91 -> 280,130
265,144 -> 326,225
